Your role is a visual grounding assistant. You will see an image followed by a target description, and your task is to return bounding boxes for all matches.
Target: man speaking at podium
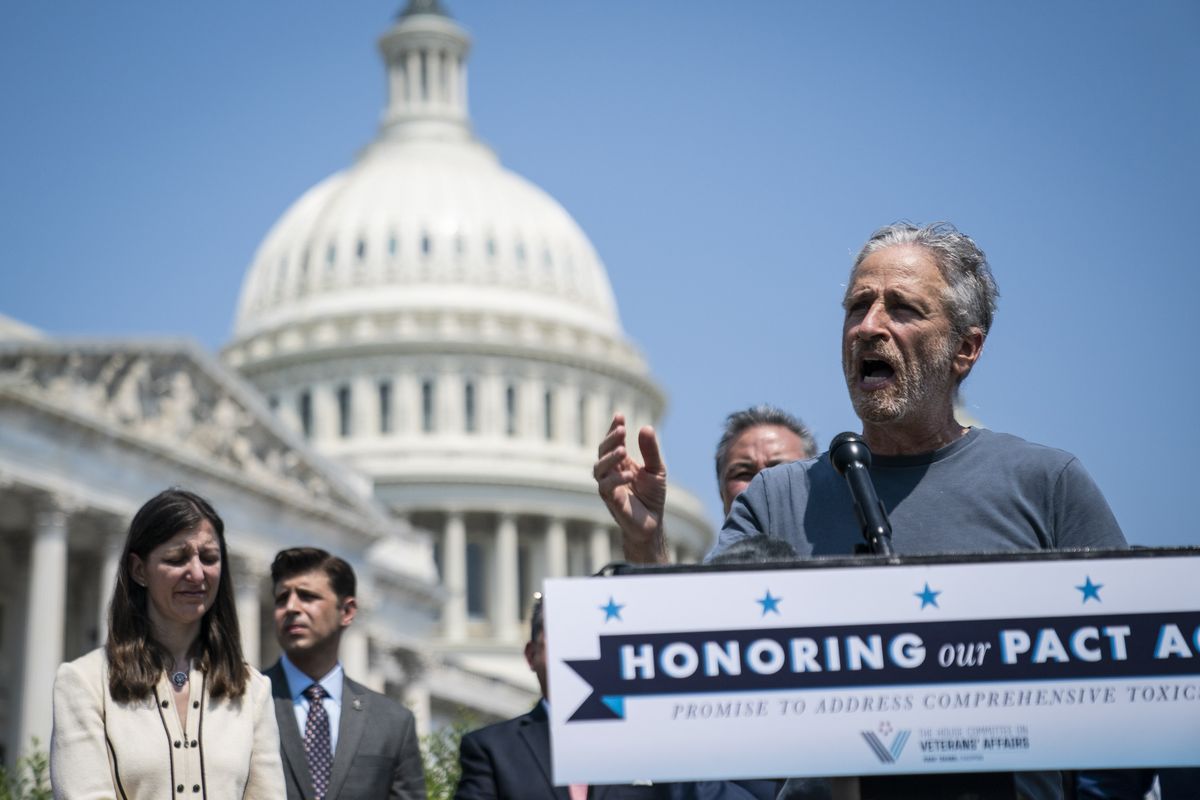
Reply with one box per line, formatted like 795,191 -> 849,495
597,222 -> 1127,798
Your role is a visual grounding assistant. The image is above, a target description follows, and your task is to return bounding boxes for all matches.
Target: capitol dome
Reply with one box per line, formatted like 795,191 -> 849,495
231,128 -> 623,344
223,0 -> 710,690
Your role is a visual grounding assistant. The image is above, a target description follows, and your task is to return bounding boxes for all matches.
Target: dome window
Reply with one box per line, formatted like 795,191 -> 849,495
466,541 -> 485,617
388,234 -> 398,257
326,243 -> 337,268
421,232 -> 433,257
577,394 -> 588,446
378,380 -> 393,434
515,241 -> 526,267
356,238 -> 367,261
464,381 -> 477,433
505,384 -> 517,436
421,379 -> 436,433
300,248 -> 311,275
455,235 -> 466,258
298,390 -> 313,439
337,385 -> 352,438
543,389 -> 554,441
486,236 -> 497,262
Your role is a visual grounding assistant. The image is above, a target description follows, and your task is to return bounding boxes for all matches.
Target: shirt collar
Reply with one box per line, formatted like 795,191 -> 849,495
280,652 -> 344,706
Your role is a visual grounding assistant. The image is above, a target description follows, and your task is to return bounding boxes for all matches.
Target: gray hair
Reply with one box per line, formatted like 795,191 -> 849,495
714,405 -> 817,480
852,222 -> 999,337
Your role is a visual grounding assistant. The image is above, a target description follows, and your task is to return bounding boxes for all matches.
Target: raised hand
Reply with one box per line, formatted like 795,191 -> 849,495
593,413 -> 669,564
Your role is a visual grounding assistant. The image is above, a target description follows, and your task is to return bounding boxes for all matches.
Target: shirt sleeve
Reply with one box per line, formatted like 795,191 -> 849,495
706,473 -> 771,562
243,671 -> 287,800
51,659 -> 115,800
1051,458 -> 1128,550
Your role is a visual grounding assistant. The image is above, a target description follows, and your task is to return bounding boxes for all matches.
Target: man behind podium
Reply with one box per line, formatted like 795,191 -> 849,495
266,547 -> 425,800
455,596 -> 776,800
454,594 -> 664,800
601,222 -> 1127,799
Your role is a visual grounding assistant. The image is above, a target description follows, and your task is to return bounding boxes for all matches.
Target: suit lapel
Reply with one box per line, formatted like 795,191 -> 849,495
518,704 -> 569,800
325,675 -> 368,800
266,661 -> 314,799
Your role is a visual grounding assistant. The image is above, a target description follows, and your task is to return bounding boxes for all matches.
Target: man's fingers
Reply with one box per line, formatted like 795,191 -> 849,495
592,446 -> 626,480
597,423 -> 626,460
638,426 -> 666,474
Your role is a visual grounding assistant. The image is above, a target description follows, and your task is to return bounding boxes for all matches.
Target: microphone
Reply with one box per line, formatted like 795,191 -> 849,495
829,432 -> 894,556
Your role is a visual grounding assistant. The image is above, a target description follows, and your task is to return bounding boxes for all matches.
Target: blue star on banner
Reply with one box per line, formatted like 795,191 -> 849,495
1076,576 -> 1103,603
757,590 -> 782,616
599,596 -> 625,622
914,583 -> 941,609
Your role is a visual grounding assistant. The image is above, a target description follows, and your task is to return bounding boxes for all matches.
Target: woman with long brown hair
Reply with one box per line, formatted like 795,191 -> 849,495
51,488 -> 284,798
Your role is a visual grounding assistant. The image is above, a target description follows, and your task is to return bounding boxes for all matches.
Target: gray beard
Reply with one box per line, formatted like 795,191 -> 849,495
846,339 -> 956,424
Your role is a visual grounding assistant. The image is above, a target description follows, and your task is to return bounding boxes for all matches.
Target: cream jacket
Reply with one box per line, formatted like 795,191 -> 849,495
51,648 -> 285,800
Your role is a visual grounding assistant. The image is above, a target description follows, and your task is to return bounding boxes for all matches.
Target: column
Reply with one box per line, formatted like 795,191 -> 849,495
544,517 -> 567,580
405,50 -> 420,106
341,623 -> 371,688
427,48 -> 443,108
275,386 -> 301,434
521,378 -> 541,441
493,514 -> 519,643
96,521 -> 124,643
585,389 -> 606,450
479,369 -> 501,437
440,371 -> 464,434
445,54 -> 459,111
353,375 -> 376,440
402,655 -> 432,736
407,682 -> 432,736
589,524 -> 613,574
459,59 -> 469,115
397,372 -> 418,435
234,559 -> 264,667
19,498 -> 69,755
442,512 -> 467,641
312,380 -> 336,444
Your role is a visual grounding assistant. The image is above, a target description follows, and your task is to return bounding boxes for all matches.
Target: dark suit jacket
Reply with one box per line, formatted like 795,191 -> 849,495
265,661 -> 426,800
454,702 -> 776,800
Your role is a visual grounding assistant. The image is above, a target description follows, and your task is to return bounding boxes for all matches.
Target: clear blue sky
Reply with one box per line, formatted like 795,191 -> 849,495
3,1 -> 1198,546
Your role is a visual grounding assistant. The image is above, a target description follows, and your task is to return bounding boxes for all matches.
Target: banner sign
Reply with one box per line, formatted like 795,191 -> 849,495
543,551 -> 1200,784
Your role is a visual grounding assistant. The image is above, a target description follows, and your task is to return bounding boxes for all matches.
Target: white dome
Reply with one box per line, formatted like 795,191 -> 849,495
232,136 -> 622,344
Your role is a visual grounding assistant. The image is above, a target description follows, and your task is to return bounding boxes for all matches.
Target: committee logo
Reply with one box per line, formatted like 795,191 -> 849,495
861,721 -> 910,764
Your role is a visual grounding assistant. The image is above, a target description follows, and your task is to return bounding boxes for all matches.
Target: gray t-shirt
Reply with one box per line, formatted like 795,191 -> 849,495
711,428 -> 1126,800
712,427 -> 1126,559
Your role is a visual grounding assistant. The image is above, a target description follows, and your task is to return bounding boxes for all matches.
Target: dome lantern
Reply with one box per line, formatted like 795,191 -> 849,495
377,0 -> 472,143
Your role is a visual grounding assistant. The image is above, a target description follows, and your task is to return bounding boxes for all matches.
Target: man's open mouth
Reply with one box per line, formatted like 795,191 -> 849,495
860,358 -> 895,388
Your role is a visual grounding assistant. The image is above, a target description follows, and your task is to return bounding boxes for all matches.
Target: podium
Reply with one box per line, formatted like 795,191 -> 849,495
542,547 -> 1200,796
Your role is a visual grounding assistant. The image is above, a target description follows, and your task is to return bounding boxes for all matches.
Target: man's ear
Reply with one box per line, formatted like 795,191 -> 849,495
339,596 -> 358,628
130,554 -> 146,587
524,640 -> 537,671
953,328 -> 985,382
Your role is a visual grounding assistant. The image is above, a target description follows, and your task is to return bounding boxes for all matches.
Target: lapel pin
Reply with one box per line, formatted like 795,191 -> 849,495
353,698 -> 363,711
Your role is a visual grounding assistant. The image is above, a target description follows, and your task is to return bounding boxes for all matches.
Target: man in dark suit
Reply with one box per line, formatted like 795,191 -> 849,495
265,547 -> 425,800
454,595 -> 775,800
